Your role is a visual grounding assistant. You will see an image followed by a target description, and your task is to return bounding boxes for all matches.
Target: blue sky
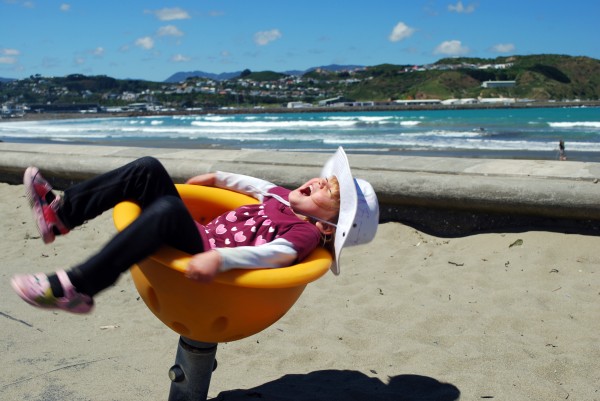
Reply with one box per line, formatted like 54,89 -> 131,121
2,0 -> 599,82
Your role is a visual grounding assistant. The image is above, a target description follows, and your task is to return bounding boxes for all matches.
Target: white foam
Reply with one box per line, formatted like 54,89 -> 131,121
2,112 -> 599,153
190,120 -> 357,129
548,121 -> 600,129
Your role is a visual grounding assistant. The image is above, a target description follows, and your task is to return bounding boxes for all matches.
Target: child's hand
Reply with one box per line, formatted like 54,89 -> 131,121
186,250 -> 222,283
186,173 -> 216,186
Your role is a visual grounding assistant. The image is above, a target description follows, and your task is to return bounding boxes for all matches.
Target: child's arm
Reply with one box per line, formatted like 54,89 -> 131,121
216,238 -> 298,271
185,238 -> 300,282
186,173 -> 216,186
215,172 -> 276,200
188,171 -> 277,201
186,249 -> 222,283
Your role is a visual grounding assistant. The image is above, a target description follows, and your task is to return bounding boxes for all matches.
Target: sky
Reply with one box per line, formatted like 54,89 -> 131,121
2,0 -> 599,82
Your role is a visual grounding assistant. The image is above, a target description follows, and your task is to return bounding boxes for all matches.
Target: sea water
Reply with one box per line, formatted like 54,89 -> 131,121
1,107 -> 599,161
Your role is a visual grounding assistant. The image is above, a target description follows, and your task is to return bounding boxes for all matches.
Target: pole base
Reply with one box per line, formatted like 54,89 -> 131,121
168,337 -> 218,401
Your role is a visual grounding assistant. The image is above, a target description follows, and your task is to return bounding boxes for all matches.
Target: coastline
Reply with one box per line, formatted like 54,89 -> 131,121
2,102 -> 599,163
5,136 -> 600,162
2,99 -> 600,123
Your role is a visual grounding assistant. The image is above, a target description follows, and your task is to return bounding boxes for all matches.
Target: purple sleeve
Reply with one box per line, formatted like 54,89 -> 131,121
278,222 -> 322,262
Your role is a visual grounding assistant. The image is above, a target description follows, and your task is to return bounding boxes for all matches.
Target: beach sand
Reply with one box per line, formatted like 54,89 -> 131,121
1,181 -> 599,400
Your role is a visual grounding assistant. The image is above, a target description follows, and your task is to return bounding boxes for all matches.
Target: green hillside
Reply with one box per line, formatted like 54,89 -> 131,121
338,55 -> 600,101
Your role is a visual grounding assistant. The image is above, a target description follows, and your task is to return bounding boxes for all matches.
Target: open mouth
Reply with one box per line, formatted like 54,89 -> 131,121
299,185 -> 313,196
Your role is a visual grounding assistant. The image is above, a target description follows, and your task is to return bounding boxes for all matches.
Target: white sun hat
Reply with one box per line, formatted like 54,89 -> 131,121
321,146 -> 379,275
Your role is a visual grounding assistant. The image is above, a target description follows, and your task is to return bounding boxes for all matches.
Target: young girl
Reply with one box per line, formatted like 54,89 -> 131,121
11,147 -> 379,314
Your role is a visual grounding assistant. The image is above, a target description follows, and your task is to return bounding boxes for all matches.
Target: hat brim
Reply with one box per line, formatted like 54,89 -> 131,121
321,147 -> 357,275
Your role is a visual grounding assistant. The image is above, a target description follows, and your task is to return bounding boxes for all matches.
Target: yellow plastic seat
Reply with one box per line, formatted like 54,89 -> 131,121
113,184 -> 331,343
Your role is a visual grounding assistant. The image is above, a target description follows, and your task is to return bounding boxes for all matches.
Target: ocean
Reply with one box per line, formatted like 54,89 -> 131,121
1,107 -> 599,161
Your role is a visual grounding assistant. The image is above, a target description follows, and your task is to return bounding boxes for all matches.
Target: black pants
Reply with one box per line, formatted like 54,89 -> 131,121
60,156 -> 204,296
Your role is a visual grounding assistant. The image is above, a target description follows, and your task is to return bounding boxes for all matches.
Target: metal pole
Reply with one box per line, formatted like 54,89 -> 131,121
168,337 -> 218,401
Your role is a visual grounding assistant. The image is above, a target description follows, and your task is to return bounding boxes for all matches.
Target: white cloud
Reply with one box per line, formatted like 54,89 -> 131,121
448,1 -> 476,13
157,25 -> 184,37
60,3 -> 70,12
135,36 -> 154,50
171,54 -> 190,62
434,40 -> 469,56
7,1 -> 34,8
147,7 -> 190,21
0,57 -> 18,64
91,47 -> 104,56
1,48 -> 20,56
254,29 -> 282,46
0,48 -> 19,64
491,43 -> 516,53
74,57 -> 85,65
388,22 -> 415,42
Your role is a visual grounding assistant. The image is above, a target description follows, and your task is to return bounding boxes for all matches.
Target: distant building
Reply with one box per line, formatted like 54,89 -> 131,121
481,80 -> 516,88
28,103 -> 100,113
128,103 -> 149,111
393,99 -> 442,106
330,101 -> 375,107
1,104 -> 13,116
318,96 -> 344,106
478,97 -> 516,104
441,98 -> 477,105
287,101 -> 313,109
105,106 -> 124,113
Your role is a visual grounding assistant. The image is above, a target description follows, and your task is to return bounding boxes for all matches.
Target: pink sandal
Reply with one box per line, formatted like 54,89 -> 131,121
11,270 -> 94,314
23,166 -> 70,244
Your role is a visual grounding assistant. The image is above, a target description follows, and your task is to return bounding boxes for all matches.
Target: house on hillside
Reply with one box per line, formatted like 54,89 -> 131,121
481,80 -> 516,88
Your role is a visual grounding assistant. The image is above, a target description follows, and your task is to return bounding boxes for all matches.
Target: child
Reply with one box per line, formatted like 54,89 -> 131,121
11,147 -> 379,314
559,140 -> 567,161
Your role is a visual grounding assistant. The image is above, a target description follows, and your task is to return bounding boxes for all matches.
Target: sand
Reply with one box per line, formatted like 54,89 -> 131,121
1,181 -> 599,400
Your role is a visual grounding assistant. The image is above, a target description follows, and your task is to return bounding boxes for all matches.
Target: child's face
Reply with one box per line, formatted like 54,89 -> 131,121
288,177 -> 339,223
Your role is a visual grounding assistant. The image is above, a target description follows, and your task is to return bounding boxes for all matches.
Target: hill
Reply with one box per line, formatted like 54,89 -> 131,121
165,64 -> 365,82
165,55 -> 600,102
165,70 -> 243,83
340,54 -> 600,101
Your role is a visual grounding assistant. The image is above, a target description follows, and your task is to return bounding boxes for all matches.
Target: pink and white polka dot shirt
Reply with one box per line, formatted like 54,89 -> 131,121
197,172 -> 322,271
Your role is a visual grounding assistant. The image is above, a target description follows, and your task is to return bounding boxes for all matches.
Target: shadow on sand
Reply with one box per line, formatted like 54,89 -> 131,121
215,369 -> 460,401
